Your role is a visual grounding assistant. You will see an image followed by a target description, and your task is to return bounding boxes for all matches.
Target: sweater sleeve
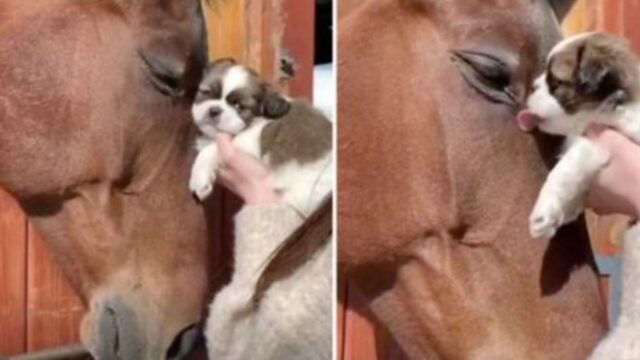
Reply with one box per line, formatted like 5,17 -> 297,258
232,204 -> 303,282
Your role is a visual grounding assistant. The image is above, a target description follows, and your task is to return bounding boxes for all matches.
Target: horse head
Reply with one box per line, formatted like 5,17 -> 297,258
0,0 -> 215,358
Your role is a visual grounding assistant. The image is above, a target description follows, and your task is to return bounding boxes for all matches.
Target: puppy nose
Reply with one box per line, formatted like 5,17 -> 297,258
208,107 -> 222,118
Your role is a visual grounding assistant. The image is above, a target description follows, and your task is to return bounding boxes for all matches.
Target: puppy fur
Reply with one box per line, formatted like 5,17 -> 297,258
523,32 -> 640,360
189,58 -> 333,216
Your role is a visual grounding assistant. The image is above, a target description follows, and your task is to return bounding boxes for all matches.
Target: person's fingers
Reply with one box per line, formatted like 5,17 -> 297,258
216,167 -> 239,192
216,133 -> 235,161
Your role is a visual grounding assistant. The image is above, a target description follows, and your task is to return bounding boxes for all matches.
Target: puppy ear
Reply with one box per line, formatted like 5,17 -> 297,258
261,85 -> 290,119
577,54 -> 610,95
576,43 -> 618,97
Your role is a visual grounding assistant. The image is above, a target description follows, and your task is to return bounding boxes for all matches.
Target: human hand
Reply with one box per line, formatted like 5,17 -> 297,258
215,133 -> 281,205
585,126 -> 640,218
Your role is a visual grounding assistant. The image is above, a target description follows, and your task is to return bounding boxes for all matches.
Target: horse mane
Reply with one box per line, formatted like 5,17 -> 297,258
252,194 -> 333,307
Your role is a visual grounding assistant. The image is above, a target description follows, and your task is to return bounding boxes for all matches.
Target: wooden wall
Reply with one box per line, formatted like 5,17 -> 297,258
337,1 -> 635,359
0,192 -> 83,355
0,0 -> 315,356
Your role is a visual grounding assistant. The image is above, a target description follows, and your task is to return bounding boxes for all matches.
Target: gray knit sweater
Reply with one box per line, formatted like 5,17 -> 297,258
205,204 -> 332,360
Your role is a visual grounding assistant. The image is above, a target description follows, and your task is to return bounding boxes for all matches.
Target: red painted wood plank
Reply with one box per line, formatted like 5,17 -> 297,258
26,225 -> 83,351
342,284 -> 380,360
0,189 -> 27,355
338,279 -> 347,360
623,0 -> 640,53
282,0 -> 315,98
602,0 -> 623,34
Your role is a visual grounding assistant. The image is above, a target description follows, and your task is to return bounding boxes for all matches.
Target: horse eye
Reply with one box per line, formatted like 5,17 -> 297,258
451,50 -> 518,106
453,51 -> 511,89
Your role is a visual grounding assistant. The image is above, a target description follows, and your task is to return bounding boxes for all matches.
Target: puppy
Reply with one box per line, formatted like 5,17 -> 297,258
189,58 -> 333,216
519,32 -> 640,360
517,32 -> 640,239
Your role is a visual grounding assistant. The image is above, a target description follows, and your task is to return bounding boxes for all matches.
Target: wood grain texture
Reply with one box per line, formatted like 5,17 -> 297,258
206,0 -> 281,81
25,225 -> 83,351
0,189 -> 27,355
205,0 -> 248,62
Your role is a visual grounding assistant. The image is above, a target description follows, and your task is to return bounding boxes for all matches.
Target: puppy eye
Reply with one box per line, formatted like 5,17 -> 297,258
199,88 -> 212,96
451,50 -> 519,106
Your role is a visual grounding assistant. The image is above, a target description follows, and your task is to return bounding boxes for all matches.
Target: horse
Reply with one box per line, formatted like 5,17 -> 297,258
338,0 -> 608,358
0,0 -> 216,358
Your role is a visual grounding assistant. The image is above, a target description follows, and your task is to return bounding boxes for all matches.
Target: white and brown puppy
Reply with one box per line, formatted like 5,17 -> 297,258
517,32 -> 640,239
518,32 -> 640,360
190,58 -> 332,216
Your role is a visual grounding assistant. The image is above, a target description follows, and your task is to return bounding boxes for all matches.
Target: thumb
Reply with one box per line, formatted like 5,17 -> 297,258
216,133 -> 235,160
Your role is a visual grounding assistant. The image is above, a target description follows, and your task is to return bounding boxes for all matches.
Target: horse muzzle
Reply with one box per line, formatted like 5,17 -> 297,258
82,297 -> 204,360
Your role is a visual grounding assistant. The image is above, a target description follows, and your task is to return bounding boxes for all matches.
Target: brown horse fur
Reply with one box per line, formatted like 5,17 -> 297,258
339,0 -> 607,359
0,0 -> 216,359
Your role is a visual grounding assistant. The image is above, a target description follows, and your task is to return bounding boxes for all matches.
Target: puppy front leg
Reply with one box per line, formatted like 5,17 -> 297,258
190,143 -> 219,201
529,137 -> 610,238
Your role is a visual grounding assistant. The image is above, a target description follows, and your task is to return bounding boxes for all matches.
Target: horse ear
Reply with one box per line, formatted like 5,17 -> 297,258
261,85 -> 290,119
548,0 -> 576,21
136,2 -> 207,97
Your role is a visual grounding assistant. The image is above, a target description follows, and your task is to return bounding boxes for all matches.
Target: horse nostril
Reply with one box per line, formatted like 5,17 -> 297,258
208,107 -> 222,118
166,322 -> 205,360
94,299 -> 144,360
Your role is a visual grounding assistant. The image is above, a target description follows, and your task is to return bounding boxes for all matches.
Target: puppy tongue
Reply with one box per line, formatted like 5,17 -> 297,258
516,110 -> 541,132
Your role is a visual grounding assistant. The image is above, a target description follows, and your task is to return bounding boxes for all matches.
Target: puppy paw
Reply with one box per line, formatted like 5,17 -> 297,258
589,327 -> 640,360
189,173 -> 215,201
529,198 -> 565,239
